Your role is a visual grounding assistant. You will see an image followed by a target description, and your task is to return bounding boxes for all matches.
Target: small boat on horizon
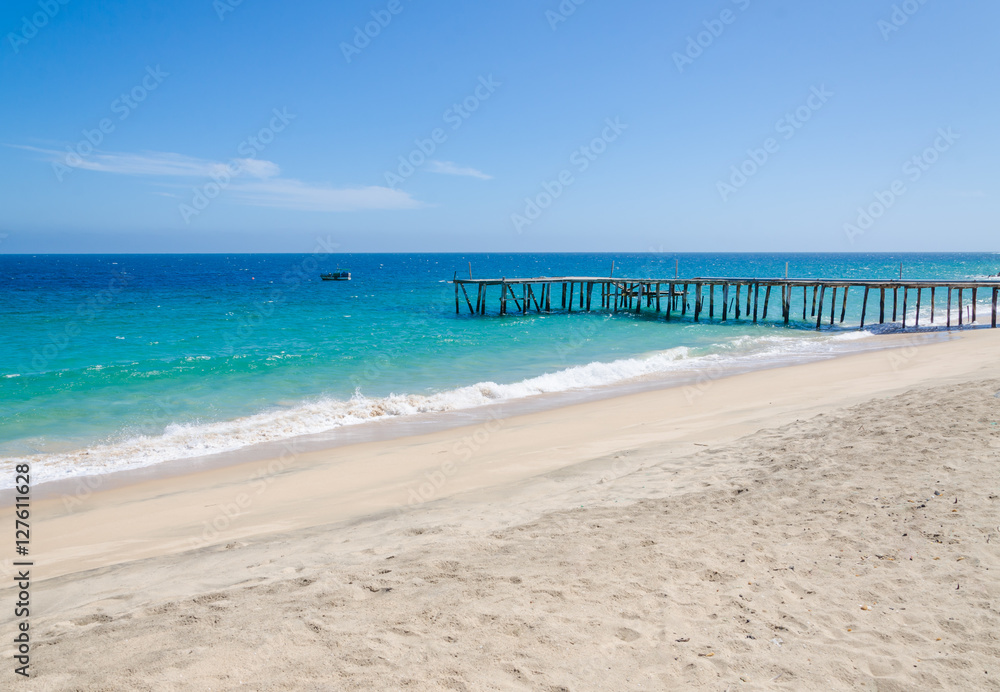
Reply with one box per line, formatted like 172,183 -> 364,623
321,270 -> 351,281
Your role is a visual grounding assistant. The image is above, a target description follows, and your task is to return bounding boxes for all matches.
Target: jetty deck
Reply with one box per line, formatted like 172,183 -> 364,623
451,275 -> 1000,330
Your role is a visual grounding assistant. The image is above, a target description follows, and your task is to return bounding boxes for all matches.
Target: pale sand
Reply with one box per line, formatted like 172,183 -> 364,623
2,329 -> 999,690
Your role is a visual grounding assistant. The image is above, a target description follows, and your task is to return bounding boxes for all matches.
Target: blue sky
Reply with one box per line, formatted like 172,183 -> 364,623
1,0 -> 997,252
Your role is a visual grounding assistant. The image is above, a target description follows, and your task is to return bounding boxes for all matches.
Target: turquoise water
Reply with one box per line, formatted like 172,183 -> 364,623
1,252 -> 997,485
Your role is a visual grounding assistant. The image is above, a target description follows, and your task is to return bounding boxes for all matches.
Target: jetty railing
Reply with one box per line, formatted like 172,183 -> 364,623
451,276 -> 1000,330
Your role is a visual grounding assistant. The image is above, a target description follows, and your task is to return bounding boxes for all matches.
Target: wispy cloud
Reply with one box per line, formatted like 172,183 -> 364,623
230,178 -> 423,211
426,160 -> 492,180
11,145 -> 280,179
11,145 -> 421,211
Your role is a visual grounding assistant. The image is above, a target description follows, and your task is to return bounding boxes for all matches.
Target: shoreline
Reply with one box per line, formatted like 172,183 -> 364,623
3,326 -> 954,500
5,327 -> 998,582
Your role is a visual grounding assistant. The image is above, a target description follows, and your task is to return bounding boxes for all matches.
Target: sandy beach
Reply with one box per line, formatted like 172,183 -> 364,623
3,329 -> 1000,690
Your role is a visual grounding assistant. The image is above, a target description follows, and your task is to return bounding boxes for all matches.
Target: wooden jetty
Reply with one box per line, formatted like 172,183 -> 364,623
451,275 -> 1000,330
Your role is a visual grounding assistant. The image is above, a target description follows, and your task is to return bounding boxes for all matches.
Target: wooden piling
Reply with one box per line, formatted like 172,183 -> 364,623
753,283 -> 760,323
762,285 -> 771,320
722,284 -> 729,321
993,288 -> 998,328
915,287 -> 921,328
860,286 -> 870,329
879,288 -> 885,324
709,284 -> 715,319
529,284 -> 541,313
811,285 -> 818,318
930,287 -> 935,323
803,286 -> 808,321
829,286 -> 837,325
947,288 -> 952,328
460,283 -> 475,314
840,286 -> 849,323
972,287 -> 978,323
958,289 -> 963,327
892,287 -> 898,322
735,284 -> 741,320
902,287 -> 908,329
783,284 -> 790,325
507,283 -> 522,313
815,284 -> 825,330
454,273 -> 459,314
694,283 -> 703,321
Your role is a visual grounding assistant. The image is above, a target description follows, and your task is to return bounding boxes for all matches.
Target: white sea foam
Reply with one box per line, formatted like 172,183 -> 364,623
2,331 -> 881,488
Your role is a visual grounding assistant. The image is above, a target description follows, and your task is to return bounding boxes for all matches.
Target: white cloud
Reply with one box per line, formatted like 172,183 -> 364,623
426,160 -> 492,180
13,145 -> 280,179
230,178 -> 424,211
12,144 -> 420,211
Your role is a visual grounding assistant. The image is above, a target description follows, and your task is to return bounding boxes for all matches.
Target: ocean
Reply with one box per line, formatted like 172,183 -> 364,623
2,252 -> 997,487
